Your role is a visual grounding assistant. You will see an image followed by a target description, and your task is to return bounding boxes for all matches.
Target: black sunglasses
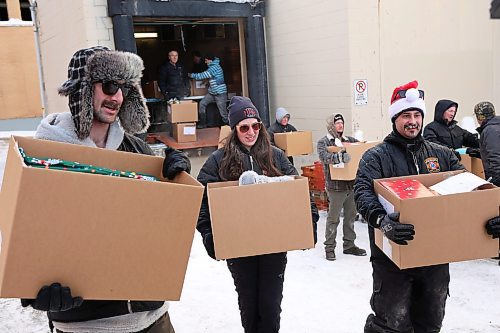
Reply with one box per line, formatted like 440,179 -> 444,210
394,89 -> 425,101
99,81 -> 131,96
236,122 -> 262,133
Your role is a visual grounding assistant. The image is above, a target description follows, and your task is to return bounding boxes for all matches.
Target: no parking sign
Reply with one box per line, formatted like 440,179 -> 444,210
353,79 -> 368,105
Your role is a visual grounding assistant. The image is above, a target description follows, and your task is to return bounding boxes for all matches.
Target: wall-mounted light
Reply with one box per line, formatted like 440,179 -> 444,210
134,32 -> 158,39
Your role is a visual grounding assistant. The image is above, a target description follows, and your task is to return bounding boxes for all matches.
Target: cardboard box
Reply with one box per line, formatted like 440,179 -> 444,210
207,177 -> 314,259
374,170 -> 499,269
328,141 -> 379,180
190,79 -> 208,96
273,131 -> 313,156
218,125 -> 231,149
172,122 -> 197,143
142,80 -> 163,99
167,101 -> 198,123
460,154 -> 485,179
0,136 -> 204,300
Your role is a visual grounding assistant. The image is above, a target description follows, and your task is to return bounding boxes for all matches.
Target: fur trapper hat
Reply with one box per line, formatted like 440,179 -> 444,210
58,47 -> 149,139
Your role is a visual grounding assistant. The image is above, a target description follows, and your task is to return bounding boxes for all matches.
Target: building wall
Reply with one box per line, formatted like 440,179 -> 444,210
0,0 -> 42,120
266,0 -> 500,154
37,0 -> 114,114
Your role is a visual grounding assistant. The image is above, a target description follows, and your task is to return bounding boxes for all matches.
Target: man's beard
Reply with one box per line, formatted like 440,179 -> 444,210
94,101 -> 120,124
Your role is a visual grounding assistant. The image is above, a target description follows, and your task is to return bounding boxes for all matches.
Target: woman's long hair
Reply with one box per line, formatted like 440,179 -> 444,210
219,126 -> 282,181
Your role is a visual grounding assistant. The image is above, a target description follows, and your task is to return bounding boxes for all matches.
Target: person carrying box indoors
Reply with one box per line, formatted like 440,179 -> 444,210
196,96 -> 319,333
317,113 -> 367,261
354,80 -> 500,333
21,46 -> 191,333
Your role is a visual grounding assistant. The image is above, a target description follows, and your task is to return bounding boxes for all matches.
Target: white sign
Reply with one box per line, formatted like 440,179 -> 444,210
353,79 -> 368,105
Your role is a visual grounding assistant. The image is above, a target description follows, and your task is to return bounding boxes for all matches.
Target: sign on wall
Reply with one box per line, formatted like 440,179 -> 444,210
353,79 -> 368,106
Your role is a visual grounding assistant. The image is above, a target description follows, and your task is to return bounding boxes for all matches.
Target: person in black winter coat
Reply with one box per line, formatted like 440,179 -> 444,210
21,47 -> 191,333
267,107 -> 298,165
158,50 -> 188,100
423,99 -> 480,159
197,96 -> 319,333
474,101 -> 500,186
354,80 -> 500,333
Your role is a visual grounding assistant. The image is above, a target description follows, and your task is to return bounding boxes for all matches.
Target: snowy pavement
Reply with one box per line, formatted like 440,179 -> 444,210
0,138 -> 499,332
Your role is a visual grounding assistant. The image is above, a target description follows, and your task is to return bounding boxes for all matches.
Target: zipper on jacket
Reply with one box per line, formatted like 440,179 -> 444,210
249,155 -> 254,170
409,151 -> 420,174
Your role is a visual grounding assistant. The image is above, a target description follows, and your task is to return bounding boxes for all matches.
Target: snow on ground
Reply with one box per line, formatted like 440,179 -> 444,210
0,139 -> 499,332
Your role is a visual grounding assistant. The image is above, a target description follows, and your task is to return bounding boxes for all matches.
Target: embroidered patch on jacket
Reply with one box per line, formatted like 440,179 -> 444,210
424,157 -> 441,173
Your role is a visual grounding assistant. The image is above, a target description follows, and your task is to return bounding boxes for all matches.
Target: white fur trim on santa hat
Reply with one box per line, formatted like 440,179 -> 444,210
388,88 -> 426,120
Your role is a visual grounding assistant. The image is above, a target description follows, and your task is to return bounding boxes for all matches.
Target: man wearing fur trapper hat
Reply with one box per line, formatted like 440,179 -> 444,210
22,46 -> 190,332
354,80 -> 500,332
267,107 -> 298,165
317,113 -> 367,261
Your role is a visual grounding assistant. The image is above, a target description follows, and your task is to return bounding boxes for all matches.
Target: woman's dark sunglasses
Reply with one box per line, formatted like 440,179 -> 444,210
237,122 -> 262,133
100,81 -> 131,96
394,89 -> 425,101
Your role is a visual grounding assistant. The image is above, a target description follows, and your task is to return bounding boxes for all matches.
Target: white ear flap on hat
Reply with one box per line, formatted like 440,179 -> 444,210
118,85 -> 150,134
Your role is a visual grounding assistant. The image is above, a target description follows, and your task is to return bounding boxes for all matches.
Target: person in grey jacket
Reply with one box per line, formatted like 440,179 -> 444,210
317,113 -> 367,261
21,47 -> 190,333
197,96 -> 318,333
267,107 -> 298,165
474,101 -> 500,186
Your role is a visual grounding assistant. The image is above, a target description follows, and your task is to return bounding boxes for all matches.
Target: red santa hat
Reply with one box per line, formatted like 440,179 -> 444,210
388,80 -> 426,122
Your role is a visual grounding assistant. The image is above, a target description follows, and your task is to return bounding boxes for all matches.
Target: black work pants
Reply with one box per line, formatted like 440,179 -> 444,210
227,252 -> 287,333
364,257 -> 450,333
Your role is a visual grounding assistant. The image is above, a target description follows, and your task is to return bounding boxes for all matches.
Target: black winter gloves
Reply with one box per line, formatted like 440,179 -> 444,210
162,147 -> 191,180
21,283 -> 83,312
486,216 -> 500,239
466,147 -> 481,158
379,212 -> 415,245
203,233 -> 216,260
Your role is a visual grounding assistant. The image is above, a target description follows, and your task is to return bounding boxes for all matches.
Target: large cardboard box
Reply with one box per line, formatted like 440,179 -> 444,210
207,177 -> 314,259
142,80 -> 163,99
460,154 -> 485,179
167,101 -> 198,123
189,79 -> 208,96
0,136 -> 204,300
172,123 -> 197,143
218,125 -> 231,149
374,170 -> 499,269
273,131 -> 313,156
328,141 -> 379,180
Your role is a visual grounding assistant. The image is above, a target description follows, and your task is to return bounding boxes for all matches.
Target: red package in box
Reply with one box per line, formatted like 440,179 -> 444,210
379,179 -> 436,199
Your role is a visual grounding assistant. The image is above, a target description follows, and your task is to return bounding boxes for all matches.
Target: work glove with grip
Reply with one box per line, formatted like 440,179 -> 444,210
203,233 -> 216,260
340,151 -> 351,163
21,283 -> 83,312
379,212 -> 415,245
162,147 -> 191,180
486,216 -> 500,239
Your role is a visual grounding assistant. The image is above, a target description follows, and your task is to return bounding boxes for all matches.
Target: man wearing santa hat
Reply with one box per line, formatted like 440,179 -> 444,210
353,80 -> 500,332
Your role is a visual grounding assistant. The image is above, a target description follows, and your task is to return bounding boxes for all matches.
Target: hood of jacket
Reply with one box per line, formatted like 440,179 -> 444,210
477,115 -> 500,134
35,112 -> 125,149
434,99 -> 458,126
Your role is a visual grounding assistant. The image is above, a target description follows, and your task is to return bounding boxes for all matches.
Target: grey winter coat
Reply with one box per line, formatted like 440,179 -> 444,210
477,116 -> 500,186
317,135 -> 358,191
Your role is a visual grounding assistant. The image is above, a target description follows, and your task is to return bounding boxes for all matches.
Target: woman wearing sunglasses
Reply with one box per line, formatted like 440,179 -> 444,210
197,96 -> 318,333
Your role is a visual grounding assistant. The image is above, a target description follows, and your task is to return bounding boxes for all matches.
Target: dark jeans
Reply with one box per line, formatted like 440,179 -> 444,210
364,258 -> 450,333
227,252 -> 287,333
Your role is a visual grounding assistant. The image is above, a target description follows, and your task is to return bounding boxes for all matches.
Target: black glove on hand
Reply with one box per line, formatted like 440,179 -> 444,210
486,216 -> 500,239
466,147 -> 481,158
163,147 -> 191,180
21,283 -> 83,312
203,233 -> 216,260
380,212 -> 415,245
453,150 -> 462,161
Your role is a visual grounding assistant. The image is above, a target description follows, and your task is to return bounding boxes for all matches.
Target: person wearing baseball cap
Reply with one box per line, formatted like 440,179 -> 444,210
196,96 -> 319,333
354,80 -> 499,332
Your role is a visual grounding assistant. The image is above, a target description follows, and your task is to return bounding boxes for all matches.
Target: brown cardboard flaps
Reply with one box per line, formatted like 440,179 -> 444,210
207,177 -> 314,259
0,136 -> 204,300
273,131 -> 313,156
328,141 -> 379,180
